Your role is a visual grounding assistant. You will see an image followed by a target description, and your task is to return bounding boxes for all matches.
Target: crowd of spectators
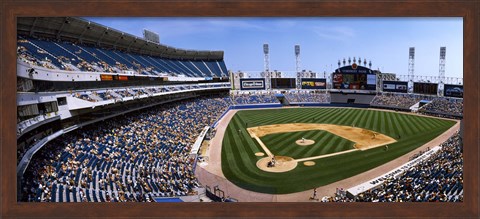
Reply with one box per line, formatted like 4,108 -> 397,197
17,45 -> 38,64
72,86 -> 207,103
419,98 -> 463,117
370,93 -> 436,109
408,147 -> 431,162
114,61 -> 131,72
74,88 -> 154,103
232,93 -> 279,105
73,92 -> 98,102
17,36 -> 224,77
18,37 -> 136,74
17,128 -> 55,165
323,132 -> 463,202
17,44 -> 57,70
20,95 -> 233,202
284,91 -> 330,103
76,60 -> 96,72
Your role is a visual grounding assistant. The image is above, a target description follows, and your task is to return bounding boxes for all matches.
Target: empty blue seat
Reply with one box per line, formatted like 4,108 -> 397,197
50,184 -> 57,202
58,185 -> 64,202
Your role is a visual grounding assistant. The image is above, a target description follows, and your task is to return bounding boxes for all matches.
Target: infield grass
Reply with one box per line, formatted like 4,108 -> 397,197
261,130 -> 355,159
221,107 -> 456,194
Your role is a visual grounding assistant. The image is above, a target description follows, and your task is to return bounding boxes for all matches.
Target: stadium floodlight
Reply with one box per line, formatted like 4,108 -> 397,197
438,47 -> 446,96
409,47 -> 415,59
143,29 -> 160,44
295,45 -> 301,89
263,43 -> 270,90
294,45 -> 300,55
440,47 -> 446,59
408,47 -> 415,94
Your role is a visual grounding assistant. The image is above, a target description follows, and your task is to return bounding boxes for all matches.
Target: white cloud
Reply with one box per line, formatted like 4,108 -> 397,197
206,19 -> 264,30
140,18 -> 270,41
312,26 -> 356,41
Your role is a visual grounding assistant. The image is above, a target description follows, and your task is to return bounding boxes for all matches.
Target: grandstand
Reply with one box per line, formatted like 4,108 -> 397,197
17,36 -> 227,78
17,17 -> 463,203
326,132 -> 463,202
20,96 -> 232,202
16,17 -> 231,202
283,90 -> 330,104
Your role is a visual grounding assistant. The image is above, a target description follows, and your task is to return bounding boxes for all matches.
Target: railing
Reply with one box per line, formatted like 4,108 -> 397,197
16,129 -> 65,175
17,112 -> 60,138
419,110 -> 463,119
369,103 -> 412,111
204,185 -> 238,202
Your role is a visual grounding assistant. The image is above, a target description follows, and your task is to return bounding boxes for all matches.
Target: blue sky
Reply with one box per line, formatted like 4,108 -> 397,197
86,17 -> 463,79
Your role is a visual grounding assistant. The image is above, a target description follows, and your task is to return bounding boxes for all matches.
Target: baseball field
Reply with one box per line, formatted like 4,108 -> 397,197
220,107 -> 456,194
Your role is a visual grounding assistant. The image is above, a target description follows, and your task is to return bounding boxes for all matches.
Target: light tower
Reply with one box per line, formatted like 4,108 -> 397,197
295,45 -> 301,89
438,47 -> 446,96
408,47 -> 415,94
263,43 -> 270,90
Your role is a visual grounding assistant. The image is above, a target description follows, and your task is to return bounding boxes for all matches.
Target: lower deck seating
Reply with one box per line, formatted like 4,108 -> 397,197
20,95 -> 233,202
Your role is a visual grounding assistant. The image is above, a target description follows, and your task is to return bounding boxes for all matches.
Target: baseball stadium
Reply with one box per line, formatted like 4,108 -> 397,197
16,17 -> 463,203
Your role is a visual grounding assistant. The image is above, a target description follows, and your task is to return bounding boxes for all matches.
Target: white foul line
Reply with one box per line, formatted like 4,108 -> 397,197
252,134 -> 359,162
295,149 -> 359,162
252,134 -> 274,158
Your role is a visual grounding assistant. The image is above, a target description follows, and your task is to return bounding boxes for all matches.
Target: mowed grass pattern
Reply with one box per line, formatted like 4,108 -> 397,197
221,108 -> 456,194
261,130 -> 355,159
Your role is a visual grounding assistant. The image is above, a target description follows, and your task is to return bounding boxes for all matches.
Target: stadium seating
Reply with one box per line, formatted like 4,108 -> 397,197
370,93 -> 436,109
371,93 -> 463,118
20,95 -> 233,202
232,93 -> 279,105
17,36 -> 227,78
323,132 -> 463,202
284,91 -> 330,103
419,97 -> 463,117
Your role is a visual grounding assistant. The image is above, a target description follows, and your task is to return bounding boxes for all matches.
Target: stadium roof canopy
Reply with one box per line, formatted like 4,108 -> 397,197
17,17 -> 224,61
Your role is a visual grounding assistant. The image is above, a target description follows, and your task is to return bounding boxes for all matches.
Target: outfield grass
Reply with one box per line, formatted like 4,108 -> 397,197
221,108 -> 456,194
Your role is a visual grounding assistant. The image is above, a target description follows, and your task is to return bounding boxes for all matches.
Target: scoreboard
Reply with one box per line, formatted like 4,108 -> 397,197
332,64 -> 377,90
271,78 -> 296,89
413,82 -> 438,95
301,78 -> 327,89
444,84 -> 463,98
383,81 -> 408,93
240,78 -> 265,90
332,73 -> 376,90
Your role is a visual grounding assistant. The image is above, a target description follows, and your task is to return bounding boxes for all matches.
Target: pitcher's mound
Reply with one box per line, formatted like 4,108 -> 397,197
296,139 -> 315,146
255,152 -> 265,157
256,156 -> 297,173
304,161 -> 315,166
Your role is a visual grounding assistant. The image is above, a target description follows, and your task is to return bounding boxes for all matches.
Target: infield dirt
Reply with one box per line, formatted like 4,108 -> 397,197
247,123 -> 397,150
